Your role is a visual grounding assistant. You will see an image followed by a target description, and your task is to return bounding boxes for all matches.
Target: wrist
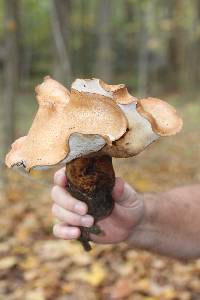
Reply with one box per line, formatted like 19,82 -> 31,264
126,192 -> 159,247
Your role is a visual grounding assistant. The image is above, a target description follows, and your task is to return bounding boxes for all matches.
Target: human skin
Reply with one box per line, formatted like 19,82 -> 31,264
51,167 -> 200,260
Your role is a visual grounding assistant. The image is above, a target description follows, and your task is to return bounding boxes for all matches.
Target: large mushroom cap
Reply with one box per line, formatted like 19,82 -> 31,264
5,77 -> 128,171
5,77 -> 183,170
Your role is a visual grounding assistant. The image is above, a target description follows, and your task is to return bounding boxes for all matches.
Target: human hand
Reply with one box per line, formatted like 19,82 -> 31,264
51,167 -> 145,244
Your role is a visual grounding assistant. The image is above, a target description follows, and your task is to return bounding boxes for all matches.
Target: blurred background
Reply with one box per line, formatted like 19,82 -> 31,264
0,0 -> 200,299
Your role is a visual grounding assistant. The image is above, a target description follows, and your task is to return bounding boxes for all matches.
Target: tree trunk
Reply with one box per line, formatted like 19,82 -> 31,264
124,0 -> 136,82
194,0 -> 200,88
51,0 -> 72,85
2,0 -> 20,158
167,0 -> 187,93
137,2 -> 151,97
95,0 -> 113,82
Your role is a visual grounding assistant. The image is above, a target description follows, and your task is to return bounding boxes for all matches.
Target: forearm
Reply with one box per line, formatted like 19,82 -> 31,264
128,185 -> 200,260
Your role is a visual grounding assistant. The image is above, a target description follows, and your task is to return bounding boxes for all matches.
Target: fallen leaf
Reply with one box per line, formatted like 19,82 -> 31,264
61,282 -> 76,294
20,255 -> 40,270
103,278 -> 134,299
69,262 -> 107,287
0,257 -> 17,270
25,289 -> 45,300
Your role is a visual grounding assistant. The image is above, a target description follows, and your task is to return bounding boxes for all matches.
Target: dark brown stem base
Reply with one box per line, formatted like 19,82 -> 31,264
65,155 -> 115,251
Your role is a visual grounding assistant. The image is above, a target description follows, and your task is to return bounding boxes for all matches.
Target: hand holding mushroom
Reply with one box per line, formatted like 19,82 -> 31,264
52,170 -> 145,245
5,77 -> 182,251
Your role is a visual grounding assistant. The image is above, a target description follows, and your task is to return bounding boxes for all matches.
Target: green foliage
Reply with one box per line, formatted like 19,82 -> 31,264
1,0 -> 200,94
20,0 -> 52,75
21,0 -> 50,47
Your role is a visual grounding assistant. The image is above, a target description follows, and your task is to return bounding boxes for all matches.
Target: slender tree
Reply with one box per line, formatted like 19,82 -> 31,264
51,0 -> 72,84
95,0 -> 113,82
167,0 -> 187,92
137,2 -> 152,97
194,0 -> 200,87
124,0 -> 136,75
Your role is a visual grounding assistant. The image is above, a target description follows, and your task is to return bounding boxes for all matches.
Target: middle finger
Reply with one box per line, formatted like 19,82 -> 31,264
52,204 -> 94,227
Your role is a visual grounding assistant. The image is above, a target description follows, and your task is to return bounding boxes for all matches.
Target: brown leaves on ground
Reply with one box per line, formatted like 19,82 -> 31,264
0,101 -> 200,300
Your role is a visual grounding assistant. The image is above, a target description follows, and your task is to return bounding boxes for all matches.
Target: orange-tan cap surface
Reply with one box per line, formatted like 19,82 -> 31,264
136,97 -> 183,136
5,77 -> 128,171
5,78 -> 183,170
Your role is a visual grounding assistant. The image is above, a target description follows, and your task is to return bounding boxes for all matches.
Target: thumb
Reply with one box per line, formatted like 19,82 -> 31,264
112,177 -> 138,208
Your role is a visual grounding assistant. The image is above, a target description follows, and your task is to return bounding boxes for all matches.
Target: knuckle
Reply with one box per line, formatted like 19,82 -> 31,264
53,172 -> 59,184
69,213 -> 81,225
51,203 -> 58,216
54,169 -> 62,181
54,167 -> 66,184
70,198 -> 79,210
64,195 -> 78,212
64,193 -> 73,205
51,185 -> 59,200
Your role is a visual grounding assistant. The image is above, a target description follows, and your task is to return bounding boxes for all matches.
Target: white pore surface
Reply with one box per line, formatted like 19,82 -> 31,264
72,78 -> 113,98
118,102 -> 159,150
61,133 -> 106,164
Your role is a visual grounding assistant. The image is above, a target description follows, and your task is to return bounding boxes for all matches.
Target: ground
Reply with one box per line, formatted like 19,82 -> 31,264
0,97 -> 199,300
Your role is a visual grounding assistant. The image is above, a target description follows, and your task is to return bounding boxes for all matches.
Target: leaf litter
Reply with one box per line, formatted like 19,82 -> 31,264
0,102 -> 200,300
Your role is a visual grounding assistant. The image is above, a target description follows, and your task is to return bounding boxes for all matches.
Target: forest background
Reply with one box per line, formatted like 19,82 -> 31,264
0,1 -> 200,300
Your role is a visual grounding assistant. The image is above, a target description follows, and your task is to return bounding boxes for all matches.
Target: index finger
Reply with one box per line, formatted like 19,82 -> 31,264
54,167 -> 67,187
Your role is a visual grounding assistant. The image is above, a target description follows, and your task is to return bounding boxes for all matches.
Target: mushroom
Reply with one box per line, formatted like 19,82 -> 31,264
5,76 -> 183,251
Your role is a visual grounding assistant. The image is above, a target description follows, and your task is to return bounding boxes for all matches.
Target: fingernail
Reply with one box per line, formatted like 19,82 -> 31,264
75,202 -> 87,215
67,228 -> 79,238
81,215 -> 94,227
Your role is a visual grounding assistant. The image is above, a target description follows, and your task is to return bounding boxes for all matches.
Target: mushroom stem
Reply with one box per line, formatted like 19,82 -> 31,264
65,155 -> 115,251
